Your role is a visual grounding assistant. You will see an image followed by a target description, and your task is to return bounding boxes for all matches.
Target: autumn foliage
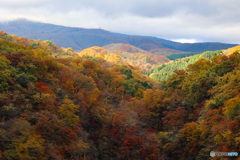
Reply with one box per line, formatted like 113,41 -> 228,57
0,31 -> 240,159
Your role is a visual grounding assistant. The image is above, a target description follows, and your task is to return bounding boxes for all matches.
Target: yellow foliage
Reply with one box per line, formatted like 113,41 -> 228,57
134,88 -> 144,99
92,104 -> 114,123
0,55 -> 10,69
70,61 -> 84,72
180,122 -> 202,146
223,45 -> 240,56
143,89 -> 165,109
221,129 -> 232,142
77,138 -> 90,153
214,135 -> 222,145
89,88 -> 101,105
223,95 -> 240,120
58,98 -> 80,127
235,137 -> 240,146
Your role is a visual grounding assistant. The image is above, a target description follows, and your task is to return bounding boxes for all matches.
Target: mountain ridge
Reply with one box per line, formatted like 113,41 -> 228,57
0,19 -> 237,52
0,31 -> 240,160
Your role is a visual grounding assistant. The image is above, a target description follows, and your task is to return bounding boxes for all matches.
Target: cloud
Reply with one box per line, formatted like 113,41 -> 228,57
0,0 -> 240,43
172,39 -> 197,43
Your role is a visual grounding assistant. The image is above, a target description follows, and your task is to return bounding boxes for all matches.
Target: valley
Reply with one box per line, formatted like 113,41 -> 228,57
0,30 -> 239,159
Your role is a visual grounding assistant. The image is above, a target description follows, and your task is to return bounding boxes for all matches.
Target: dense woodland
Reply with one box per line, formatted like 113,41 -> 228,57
166,53 -> 198,60
146,50 -> 223,81
0,31 -> 240,160
103,43 -> 190,57
79,46 -> 169,72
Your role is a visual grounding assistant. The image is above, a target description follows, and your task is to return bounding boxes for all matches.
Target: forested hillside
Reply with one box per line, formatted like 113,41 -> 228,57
146,50 -> 223,81
0,31 -> 240,160
166,52 -> 197,60
103,43 -> 148,54
79,46 -> 169,72
103,43 -> 191,56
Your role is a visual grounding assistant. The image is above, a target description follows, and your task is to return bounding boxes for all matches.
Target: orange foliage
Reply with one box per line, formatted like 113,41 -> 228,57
35,82 -> 53,95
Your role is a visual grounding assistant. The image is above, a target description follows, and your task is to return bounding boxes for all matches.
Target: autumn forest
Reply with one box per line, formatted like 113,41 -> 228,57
0,30 -> 240,160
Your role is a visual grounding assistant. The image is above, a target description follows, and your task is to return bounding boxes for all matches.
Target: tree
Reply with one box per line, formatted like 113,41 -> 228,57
223,95 -> 240,120
179,122 -> 202,157
124,70 -> 133,79
122,79 -> 137,96
162,107 -> 187,130
140,89 -> 166,130
0,55 -> 11,92
4,119 -> 44,160
58,97 -> 80,128
88,88 -> 101,105
35,82 -> 53,95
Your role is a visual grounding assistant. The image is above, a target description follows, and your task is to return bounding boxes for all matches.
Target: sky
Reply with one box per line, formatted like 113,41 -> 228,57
0,0 -> 240,44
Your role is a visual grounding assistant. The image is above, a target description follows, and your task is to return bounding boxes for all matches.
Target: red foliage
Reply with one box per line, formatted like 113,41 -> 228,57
221,146 -> 228,152
129,126 -> 137,132
193,99 -> 206,120
147,128 -> 156,133
228,120 -> 239,132
2,52 -> 27,66
36,81 -> 47,87
56,58 -> 72,65
61,78 -> 69,82
36,82 -> 53,95
162,107 -> 187,129
82,90 -> 89,100
220,120 -> 226,125
122,94 -> 132,101
219,106 -> 223,113
90,118 -> 98,127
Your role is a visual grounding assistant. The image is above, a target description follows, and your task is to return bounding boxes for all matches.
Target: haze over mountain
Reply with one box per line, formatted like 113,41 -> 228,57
0,19 -> 237,52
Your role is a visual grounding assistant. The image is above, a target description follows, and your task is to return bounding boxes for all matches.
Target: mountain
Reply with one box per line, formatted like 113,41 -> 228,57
79,45 -> 170,71
103,43 -> 148,53
146,45 -> 240,81
146,50 -> 223,81
0,19 -> 237,52
149,48 -> 189,56
1,32 -> 240,160
103,43 -> 191,56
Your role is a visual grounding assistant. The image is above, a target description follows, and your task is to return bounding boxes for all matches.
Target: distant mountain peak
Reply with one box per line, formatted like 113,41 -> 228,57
0,19 -> 237,52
